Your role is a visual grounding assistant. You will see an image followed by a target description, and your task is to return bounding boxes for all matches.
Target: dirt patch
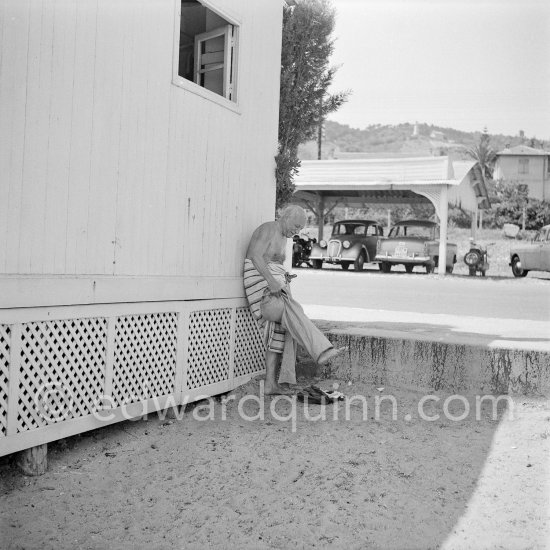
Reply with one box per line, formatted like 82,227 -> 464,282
1,378 -> 548,549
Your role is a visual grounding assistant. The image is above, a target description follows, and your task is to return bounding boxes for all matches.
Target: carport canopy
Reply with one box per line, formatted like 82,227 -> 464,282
291,156 -> 489,276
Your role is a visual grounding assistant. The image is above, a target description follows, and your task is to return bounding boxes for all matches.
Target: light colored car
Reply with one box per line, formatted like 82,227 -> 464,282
510,224 -> 550,277
375,220 -> 457,274
309,219 -> 384,271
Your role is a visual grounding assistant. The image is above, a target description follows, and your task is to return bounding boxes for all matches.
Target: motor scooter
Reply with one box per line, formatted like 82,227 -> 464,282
463,238 -> 492,276
292,234 -> 316,268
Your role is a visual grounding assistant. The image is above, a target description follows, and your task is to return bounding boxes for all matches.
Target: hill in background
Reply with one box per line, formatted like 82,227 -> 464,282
298,120 -> 541,160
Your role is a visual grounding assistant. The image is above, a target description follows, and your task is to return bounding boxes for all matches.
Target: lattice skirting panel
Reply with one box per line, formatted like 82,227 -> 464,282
0,299 -> 265,456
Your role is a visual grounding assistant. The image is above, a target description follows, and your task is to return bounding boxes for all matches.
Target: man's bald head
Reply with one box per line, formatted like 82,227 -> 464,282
278,205 -> 307,237
280,205 -> 307,226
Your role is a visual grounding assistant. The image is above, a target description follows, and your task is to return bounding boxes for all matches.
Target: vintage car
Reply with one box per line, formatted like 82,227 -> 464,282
510,224 -> 550,277
309,220 -> 384,271
374,220 -> 457,274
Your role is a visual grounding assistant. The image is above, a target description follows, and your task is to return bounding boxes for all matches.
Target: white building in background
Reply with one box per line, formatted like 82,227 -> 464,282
493,145 -> 550,201
0,0 -> 283,457
430,130 -> 446,141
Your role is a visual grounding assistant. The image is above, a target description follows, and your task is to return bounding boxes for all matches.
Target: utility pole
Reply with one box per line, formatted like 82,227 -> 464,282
317,101 -> 323,160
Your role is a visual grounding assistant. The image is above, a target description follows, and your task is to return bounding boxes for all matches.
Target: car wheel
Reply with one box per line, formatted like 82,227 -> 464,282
511,256 -> 528,278
312,260 -> 323,270
425,262 -> 434,274
405,265 -> 414,274
341,262 -> 351,271
481,270 -> 486,277
354,252 -> 365,271
446,264 -> 454,274
380,262 -> 391,273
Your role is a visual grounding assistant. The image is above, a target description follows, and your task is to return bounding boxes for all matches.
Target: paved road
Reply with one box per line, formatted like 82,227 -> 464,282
291,267 -> 550,322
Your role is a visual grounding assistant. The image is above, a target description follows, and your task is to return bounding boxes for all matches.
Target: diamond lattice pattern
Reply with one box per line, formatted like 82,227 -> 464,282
18,318 -> 107,432
0,325 -> 10,437
233,308 -> 265,377
187,309 -> 231,389
112,313 -> 178,406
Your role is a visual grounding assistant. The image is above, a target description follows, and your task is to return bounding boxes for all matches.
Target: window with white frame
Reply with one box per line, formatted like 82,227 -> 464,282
518,158 -> 529,175
177,1 -> 237,102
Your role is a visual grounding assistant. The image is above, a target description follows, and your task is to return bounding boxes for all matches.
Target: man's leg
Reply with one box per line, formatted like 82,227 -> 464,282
281,295 -> 347,365
264,350 -> 294,395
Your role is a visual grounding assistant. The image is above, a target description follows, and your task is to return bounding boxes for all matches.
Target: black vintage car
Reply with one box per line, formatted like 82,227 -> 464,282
309,220 -> 384,271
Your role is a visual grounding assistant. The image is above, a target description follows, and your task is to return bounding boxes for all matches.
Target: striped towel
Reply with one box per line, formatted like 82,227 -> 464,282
243,259 -> 287,353
243,259 -> 300,384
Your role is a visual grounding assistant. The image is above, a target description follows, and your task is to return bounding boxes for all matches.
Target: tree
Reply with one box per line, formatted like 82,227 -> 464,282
276,0 -> 349,209
466,130 -> 497,179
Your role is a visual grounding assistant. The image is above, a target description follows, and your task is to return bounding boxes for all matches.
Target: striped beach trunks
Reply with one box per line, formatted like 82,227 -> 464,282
243,259 -> 286,354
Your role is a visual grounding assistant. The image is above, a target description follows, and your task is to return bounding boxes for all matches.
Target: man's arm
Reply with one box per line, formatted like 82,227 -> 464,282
246,223 -> 286,296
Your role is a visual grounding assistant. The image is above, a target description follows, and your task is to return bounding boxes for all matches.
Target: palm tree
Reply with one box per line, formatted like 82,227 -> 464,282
466,130 -> 497,179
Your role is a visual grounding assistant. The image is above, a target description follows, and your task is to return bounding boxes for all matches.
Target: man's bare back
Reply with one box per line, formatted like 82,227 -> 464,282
245,221 -> 287,264
245,208 -> 306,296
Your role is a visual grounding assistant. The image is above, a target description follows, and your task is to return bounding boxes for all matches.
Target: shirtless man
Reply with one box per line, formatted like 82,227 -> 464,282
244,205 -> 345,395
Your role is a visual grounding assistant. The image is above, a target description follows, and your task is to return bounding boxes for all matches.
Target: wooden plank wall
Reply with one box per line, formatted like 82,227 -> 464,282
0,0 -> 281,281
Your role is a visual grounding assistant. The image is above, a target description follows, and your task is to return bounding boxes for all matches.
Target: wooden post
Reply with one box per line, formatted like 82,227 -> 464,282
471,210 -> 477,239
17,444 -> 48,476
387,209 -> 391,232
317,195 -> 325,241
438,184 -> 449,277
479,209 -> 483,230
317,101 -> 323,160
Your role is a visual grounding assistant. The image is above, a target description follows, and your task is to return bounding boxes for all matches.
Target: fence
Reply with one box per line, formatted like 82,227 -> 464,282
0,298 -> 265,457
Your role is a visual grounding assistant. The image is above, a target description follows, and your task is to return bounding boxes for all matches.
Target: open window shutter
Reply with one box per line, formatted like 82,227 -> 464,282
224,25 -> 235,100
194,24 -> 233,99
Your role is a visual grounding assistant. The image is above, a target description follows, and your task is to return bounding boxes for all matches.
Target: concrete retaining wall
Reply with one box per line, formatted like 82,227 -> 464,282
297,332 -> 550,396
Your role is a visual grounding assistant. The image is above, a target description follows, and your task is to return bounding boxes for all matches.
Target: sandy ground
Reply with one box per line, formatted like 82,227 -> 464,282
1,377 -> 549,550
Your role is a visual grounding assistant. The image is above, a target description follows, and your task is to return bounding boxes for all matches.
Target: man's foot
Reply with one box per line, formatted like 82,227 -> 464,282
263,382 -> 296,396
317,346 -> 348,366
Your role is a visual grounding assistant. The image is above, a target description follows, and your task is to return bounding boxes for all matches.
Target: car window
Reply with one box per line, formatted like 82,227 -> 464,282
365,225 -> 378,236
354,225 -> 366,235
403,225 -> 433,238
389,226 -> 400,237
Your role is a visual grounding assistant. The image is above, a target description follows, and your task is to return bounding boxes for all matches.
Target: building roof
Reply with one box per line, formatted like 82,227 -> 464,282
496,145 -> 549,156
295,156 -> 457,188
292,156 -> 489,212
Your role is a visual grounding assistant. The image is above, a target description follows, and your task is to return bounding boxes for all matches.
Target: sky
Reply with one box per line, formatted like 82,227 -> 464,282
327,0 -> 550,139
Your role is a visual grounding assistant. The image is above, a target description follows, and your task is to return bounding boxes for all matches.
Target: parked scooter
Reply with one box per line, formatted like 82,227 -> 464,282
464,238 -> 492,276
292,234 -> 316,268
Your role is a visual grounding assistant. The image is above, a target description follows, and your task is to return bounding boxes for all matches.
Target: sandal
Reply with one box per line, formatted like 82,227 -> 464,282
297,385 -> 345,404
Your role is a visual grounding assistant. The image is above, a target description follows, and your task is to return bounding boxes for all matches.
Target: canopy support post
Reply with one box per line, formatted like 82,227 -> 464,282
471,210 -> 477,239
438,185 -> 449,277
317,195 -> 325,241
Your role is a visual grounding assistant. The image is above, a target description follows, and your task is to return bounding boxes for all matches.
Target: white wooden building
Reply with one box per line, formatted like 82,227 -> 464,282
493,145 -> 550,201
0,0 -> 283,457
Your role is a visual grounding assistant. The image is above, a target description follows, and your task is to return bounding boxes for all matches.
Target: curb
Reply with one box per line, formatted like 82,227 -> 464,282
296,331 -> 550,396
